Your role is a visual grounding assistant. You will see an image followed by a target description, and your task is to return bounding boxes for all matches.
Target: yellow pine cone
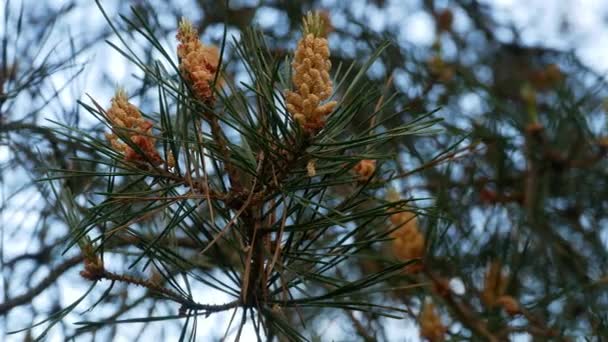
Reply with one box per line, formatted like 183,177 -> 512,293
105,89 -> 162,165
285,12 -> 337,134
387,190 -> 425,273
481,261 -> 509,308
177,18 -> 220,102
353,159 -> 376,180
419,300 -> 446,342
391,216 -> 425,273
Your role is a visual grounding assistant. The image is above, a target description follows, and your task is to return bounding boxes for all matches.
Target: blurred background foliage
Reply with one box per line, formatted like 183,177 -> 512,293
1,0 -> 608,340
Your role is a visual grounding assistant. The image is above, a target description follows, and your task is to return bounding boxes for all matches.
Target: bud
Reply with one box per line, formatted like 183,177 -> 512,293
435,9 -> 453,33
427,56 -> 454,83
307,159 -> 317,177
80,255 -> 104,281
166,150 -> 176,169
496,295 -> 520,316
353,159 -> 376,181
432,277 -> 451,298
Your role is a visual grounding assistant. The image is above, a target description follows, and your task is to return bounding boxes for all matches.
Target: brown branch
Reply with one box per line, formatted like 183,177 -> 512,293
93,269 -> 239,312
425,270 -> 500,342
0,255 -> 82,315
241,151 -> 267,307
0,235 -> 219,315
346,310 -> 376,342
390,142 -> 484,181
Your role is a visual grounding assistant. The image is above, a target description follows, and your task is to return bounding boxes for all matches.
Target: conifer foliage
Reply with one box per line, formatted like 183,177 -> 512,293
28,6 -> 438,340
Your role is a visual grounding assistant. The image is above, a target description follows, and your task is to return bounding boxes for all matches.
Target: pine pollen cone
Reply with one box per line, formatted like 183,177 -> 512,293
419,301 -> 446,342
353,159 -> 376,180
177,18 -> 220,102
285,12 -> 337,134
104,89 -> 162,165
481,261 -> 509,308
390,209 -> 425,273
